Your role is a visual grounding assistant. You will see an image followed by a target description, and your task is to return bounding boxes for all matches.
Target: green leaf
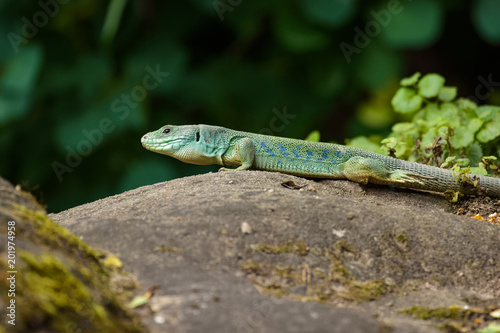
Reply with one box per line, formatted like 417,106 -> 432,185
469,167 -> 488,176
450,126 -> 475,149
476,105 -> 500,122
380,137 -> 411,159
346,136 -> 384,154
391,87 -> 423,114
468,117 -> 484,133
100,0 -> 128,45
298,0 -> 356,28
392,122 -> 416,134
456,98 -> 477,113
465,142 -> 484,166
476,112 -> 500,143
381,0 -> 443,48
400,72 -> 421,86
304,130 -> 320,142
477,323 -> 500,333
380,137 -> 397,149
274,9 -> 329,52
0,44 -> 43,123
417,73 -> 445,98
455,158 -> 471,167
440,156 -> 456,168
437,103 -> 460,128
438,86 -> 457,102
472,0 -> 500,43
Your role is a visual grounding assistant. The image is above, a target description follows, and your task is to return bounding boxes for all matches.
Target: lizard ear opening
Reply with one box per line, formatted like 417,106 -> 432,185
196,131 -> 200,142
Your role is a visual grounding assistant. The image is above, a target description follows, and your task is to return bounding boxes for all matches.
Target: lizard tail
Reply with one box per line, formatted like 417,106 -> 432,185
386,158 -> 500,197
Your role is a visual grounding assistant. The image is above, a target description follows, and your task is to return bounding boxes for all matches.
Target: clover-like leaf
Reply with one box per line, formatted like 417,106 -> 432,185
417,73 -> 445,98
476,112 -> 500,143
438,86 -> 457,102
391,87 -> 423,114
304,130 -> 320,142
400,72 -> 421,86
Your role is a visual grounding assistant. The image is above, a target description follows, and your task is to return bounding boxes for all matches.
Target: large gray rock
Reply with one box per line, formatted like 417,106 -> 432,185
51,171 -> 500,333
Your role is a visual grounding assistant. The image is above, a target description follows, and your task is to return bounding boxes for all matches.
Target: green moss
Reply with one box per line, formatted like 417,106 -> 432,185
398,306 -> 462,320
274,265 -> 302,282
240,259 -> 264,274
395,233 -> 409,243
6,250 -> 144,333
13,205 -> 103,262
397,305 -> 500,331
156,245 -> 182,253
340,279 -> 388,302
0,204 -> 145,333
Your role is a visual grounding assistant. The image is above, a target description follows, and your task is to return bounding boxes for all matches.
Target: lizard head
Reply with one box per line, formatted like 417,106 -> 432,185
141,125 -> 224,165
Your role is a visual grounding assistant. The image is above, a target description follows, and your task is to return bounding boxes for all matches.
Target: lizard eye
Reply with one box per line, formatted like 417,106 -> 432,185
163,128 -> 170,134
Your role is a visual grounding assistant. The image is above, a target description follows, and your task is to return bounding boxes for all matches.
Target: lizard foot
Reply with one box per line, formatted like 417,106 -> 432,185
388,170 -> 435,185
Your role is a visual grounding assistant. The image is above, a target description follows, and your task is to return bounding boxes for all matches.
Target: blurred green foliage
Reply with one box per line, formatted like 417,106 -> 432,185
387,73 -> 500,176
0,0 -> 499,212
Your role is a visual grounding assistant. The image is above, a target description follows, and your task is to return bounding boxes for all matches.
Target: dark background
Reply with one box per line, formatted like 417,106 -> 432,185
1,0 -> 499,212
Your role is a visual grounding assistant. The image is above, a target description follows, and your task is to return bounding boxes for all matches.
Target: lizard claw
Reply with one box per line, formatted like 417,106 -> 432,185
389,170 -> 434,185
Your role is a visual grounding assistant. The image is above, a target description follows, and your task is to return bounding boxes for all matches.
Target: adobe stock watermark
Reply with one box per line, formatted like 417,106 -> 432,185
339,0 -> 408,64
51,65 -> 169,182
213,0 -> 243,21
7,0 -> 70,53
467,74 -> 500,105
258,106 -> 296,135
6,220 -> 17,326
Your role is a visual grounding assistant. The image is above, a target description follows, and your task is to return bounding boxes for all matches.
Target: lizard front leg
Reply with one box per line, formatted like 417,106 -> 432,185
219,137 -> 255,171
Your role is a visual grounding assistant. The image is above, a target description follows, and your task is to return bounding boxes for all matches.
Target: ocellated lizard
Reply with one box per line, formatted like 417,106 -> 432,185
141,124 -> 500,197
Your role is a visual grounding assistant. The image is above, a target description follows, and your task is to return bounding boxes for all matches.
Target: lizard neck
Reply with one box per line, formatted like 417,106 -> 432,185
193,125 -> 235,165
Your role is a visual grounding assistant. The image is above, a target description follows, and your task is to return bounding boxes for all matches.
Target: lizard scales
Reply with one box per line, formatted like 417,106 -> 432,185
141,124 -> 500,197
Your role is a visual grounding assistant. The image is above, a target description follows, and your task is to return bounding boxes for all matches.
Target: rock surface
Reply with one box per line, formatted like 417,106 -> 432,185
49,170 -> 500,332
0,178 -> 145,333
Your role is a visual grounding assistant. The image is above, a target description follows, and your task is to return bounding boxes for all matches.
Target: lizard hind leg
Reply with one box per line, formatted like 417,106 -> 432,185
342,156 -> 429,186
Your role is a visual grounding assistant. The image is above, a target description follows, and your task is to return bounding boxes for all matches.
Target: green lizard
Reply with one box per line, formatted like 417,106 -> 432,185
141,124 -> 500,197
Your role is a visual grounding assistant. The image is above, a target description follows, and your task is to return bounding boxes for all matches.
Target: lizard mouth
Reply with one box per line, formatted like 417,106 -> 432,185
141,134 -> 188,154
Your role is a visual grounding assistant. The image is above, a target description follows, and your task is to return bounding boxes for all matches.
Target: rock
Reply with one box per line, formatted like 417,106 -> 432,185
50,170 -> 500,332
0,178 -> 145,333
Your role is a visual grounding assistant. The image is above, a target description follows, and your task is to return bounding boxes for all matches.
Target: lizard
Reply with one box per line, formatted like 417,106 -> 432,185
141,124 -> 500,197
